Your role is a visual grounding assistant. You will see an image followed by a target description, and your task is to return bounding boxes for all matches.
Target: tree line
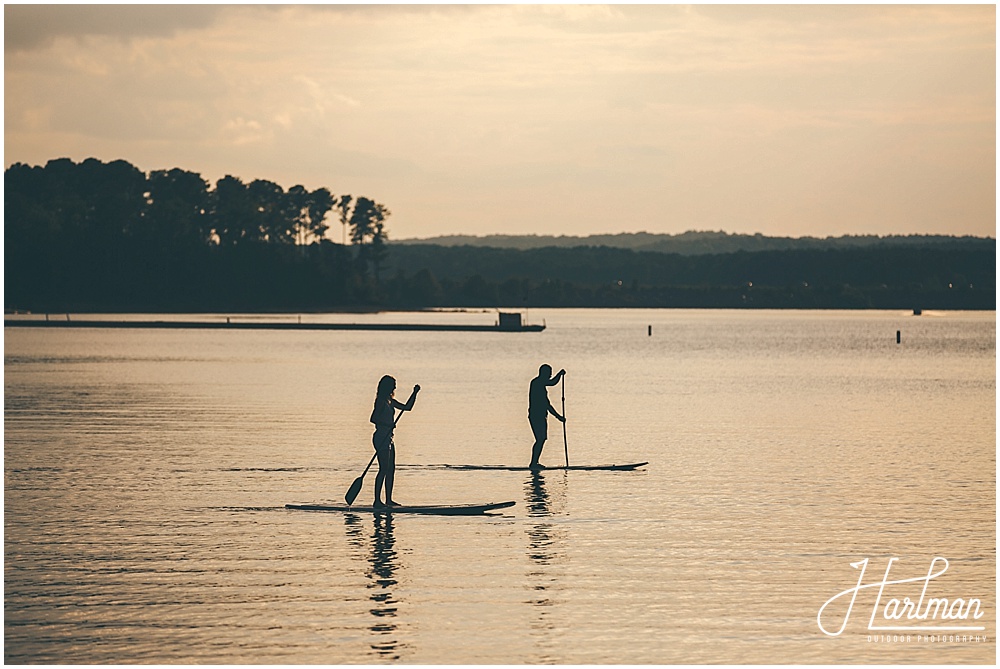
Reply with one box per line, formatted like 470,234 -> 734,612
398,230 -> 993,255
4,158 -> 995,312
384,244 -> 994,309
5,158 -> 392,311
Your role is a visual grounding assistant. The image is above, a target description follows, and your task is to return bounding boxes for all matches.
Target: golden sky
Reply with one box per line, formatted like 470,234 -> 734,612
4,4 -> 996,239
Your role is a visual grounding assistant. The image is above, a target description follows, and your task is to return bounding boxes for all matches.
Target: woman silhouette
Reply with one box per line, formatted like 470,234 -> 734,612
370,375 -> 420,507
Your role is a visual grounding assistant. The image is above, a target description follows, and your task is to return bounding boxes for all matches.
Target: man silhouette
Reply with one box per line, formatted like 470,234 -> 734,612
528,364 -> 566,468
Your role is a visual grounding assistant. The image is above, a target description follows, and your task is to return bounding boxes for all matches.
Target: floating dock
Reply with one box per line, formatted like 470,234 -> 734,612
4,316 -> 545,333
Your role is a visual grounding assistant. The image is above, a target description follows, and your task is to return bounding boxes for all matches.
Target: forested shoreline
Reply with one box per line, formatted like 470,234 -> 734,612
5,158 -> 995,312
397,230 -> 993,255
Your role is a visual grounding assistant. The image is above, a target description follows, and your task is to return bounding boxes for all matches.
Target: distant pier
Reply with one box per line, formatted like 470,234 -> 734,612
4,314 -> 545,333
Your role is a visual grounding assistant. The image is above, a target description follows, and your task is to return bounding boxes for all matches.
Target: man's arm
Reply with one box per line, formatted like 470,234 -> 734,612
390,385 -> 421,412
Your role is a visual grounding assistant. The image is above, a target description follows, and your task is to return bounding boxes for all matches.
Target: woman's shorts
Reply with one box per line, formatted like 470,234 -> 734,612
373,431 -> 394,452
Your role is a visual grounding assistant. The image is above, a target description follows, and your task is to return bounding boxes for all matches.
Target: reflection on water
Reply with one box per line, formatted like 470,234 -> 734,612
343,513 -> 365,550
525,471 -> 560,562
344,513 -> 405,661
367,514 -> 401,659
524,472 -> 567,661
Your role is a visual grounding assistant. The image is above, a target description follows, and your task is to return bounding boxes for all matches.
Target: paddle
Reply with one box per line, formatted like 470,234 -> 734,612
561,372 -> 568,467
344,409 -> 402,506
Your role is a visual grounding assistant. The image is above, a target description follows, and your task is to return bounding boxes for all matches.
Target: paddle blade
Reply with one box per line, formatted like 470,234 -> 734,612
344,474 -> 365,506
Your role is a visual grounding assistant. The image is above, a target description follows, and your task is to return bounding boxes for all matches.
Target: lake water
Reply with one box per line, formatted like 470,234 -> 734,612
4,309 -> 995,664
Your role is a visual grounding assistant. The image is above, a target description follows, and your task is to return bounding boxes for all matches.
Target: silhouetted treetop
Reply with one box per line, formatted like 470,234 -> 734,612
6,157 -> 388,251
5,157 -> 393,311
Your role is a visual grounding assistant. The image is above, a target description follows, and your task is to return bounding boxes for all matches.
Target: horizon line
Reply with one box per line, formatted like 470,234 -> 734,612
394,230 -> 998,242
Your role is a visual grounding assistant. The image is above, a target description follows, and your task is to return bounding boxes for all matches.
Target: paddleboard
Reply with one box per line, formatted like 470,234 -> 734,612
285,500 -> 516,515
434,462 -> 648,472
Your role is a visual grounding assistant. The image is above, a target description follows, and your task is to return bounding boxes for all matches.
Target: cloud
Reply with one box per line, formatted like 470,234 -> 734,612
222,117 -> 267,146
4,5 -> 225,52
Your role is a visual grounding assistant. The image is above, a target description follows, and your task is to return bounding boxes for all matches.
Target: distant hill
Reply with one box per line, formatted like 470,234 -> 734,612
395,231 -> 995,255
382,242 -> 995,310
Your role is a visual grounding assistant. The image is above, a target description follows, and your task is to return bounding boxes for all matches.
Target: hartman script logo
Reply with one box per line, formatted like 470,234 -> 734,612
817,557 -> 987,637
